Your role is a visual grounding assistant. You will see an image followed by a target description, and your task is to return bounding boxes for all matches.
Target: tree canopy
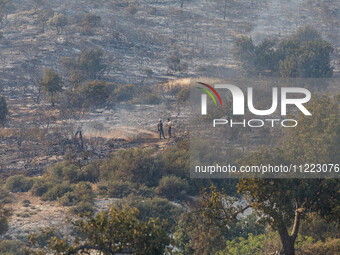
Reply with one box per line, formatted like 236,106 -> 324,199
28,206 -> 170,255
233,25 -> 334,77
199,94 -> 340,255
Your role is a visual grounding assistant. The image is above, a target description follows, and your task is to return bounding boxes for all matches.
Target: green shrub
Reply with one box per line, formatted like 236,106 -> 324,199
303,239 -> 340,255
44,162 -> 81,184
0,240 -> 24,255
100,148 -> 162,186
58,182 -> 94,212
5,175 -> 33,193
70,201 -> 94,215
41,183 -> 73,201
161,140 -> 190,178
31,179 -> 53,196
119,195 -> 183,228
0,186 -> 11,203
156,175 -> 188,200
79,162 -> 100,182
0,216 -> 8,234
104,180 -> 136,198
58,192 -> 78,206
78,80 -> 113,106
114,84 -> 137,102
135,185 -> 156,198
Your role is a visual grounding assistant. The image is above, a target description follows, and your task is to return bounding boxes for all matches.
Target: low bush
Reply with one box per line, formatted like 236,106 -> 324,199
113,84 -> 137,102
303,239 -> 340,255
41,183 -> 73,201
0,240 -> 24,255
70,201 -> 94,215
103,180 -> 136,198
5,175 -> 33,193
31,179 -> 53,197
59,182 -> 94,206
119,195 -> 183,228
156,175 -> 188,200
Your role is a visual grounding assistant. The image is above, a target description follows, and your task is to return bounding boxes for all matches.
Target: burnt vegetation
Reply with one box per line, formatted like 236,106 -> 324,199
0,0 -> 339,254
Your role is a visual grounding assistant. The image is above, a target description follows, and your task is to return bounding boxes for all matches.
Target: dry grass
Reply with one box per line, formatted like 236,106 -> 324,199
159,77 -> 226,92
84,126 -> 158,140
0,128 -> 16,138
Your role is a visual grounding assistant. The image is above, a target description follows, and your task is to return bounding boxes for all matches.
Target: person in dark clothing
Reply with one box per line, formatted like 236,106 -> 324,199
157,119 -> 166,139
166,118 -> 172,138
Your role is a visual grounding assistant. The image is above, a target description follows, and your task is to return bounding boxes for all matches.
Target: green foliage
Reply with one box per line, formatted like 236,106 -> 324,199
39,69 -> 63,106
217,233 -> 277,255
44,162 -> 100,184
40,182 -> 73,201
47,12 -> 68,33
75,48 -> 105,79
161,140 -> 190,178
299,213 -> 340,242
236,95 -> 340,254
233,25 -> 333,77
119,195 -> 183,228
78,80 -> 113,106
81,14 -> 101,34
0,186 -> 10,204
156,175 -> 188,200
69,201 -> 94,215
0,240 -> 24,255
100,148 -> 162,186
173,210 -> 226,255
28,206 -> 170,254
0,186 -> 11,235
28,227 -> 62,248
30,178 -> 53,196
5,175 -> 33,193
58,182 -> 94,207
302,238 -> 340,255
99,180 -> 136,198
113,83 -> 137,102
0,95 -> 8,127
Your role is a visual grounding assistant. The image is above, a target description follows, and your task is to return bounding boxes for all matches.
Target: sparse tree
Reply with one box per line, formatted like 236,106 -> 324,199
75,48 -> 106,79
0,95 -> 8,127
47,12 -> 68,34
81,14 -> 101,35
32,0 -> 45,11
39,69 -> 63,106
207,0 -> 229,20
167,55 -> 188,74
38,8 -> 52,33
0,0 -> 14,25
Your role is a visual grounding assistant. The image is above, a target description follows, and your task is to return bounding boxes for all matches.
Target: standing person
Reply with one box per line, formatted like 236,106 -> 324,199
157,119 -> 166,139
166,118 -> 172,138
